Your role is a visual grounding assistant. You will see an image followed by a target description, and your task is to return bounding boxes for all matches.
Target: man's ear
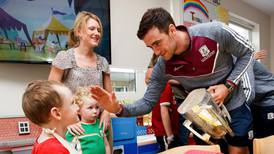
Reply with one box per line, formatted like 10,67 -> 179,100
168,24 -> 177,37
50,107 -> 62,121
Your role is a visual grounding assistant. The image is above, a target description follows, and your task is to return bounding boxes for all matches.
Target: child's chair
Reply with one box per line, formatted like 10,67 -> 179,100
253,135 -> 274,154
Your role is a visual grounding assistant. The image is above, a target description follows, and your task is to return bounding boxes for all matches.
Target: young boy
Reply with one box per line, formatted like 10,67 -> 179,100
66,87 -> 111,154
22,80 -> 80,154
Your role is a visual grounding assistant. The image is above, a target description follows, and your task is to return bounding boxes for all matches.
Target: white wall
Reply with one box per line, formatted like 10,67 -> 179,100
0,0 -> 170,117
221,0 -> 271,68
0,64 -> 50,117
110,0 -> 170,69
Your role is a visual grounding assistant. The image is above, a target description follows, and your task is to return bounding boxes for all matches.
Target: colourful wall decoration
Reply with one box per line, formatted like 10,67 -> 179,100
0,0 -> 111,64
184,0 -> 209,20
183,0 -> 224,27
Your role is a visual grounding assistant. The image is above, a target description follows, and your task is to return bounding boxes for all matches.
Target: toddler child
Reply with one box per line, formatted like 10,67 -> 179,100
66,87 -> 111,154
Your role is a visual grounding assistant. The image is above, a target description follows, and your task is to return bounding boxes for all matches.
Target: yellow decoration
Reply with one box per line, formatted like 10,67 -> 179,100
215,6 -> 229,25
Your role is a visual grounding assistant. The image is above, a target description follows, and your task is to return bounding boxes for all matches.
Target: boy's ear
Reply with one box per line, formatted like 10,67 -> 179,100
50,107 -> 62,120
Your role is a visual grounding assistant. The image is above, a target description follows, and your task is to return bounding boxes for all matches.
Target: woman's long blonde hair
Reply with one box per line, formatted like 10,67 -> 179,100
68,11 -> 103,47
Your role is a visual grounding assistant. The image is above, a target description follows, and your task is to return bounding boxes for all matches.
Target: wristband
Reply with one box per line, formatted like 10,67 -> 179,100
225,80 -> 236,92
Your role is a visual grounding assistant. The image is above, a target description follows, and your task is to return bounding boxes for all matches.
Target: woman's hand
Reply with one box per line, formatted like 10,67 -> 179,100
67,122 -> 85,136
90,86 -> 121,113
99,110 -> 111,132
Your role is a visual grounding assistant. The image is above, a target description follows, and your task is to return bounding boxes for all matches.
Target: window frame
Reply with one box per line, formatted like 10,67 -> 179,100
18,121 -> 30,135
228,12 -> 260,50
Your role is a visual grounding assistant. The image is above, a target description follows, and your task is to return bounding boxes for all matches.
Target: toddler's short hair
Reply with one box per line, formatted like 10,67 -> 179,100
22,80 -> 64,125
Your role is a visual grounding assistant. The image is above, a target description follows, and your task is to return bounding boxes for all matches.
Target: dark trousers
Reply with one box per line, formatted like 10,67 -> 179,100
251,104 -> 274,138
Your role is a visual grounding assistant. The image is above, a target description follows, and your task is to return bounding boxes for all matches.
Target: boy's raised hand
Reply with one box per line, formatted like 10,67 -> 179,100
90,86 -> 121,114
253,50 -> 267,60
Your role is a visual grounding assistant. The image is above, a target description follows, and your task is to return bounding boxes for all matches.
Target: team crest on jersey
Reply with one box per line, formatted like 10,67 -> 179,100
199,45 -> 210,57
199,45 -> 216,62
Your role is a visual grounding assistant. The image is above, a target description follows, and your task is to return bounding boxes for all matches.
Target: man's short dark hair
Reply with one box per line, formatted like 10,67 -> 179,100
137,8 -> 175,40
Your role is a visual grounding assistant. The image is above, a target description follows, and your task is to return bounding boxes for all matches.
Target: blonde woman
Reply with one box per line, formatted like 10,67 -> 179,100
48,11 -> 111,133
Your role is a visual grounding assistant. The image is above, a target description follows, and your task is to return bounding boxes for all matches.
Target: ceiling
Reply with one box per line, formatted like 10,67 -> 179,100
241,0 -> 274,15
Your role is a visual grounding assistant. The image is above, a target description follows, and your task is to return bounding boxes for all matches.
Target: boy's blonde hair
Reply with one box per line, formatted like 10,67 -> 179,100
68,11 -> 103,47
22,80 -> 65,125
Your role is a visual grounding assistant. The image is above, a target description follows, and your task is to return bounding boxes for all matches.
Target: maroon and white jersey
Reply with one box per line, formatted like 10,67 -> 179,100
122,22 -> 254,116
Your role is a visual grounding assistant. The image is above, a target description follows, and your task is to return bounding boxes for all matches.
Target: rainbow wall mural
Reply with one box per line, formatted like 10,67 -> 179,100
184,0 -> 209,19
182,0 -> 221,27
